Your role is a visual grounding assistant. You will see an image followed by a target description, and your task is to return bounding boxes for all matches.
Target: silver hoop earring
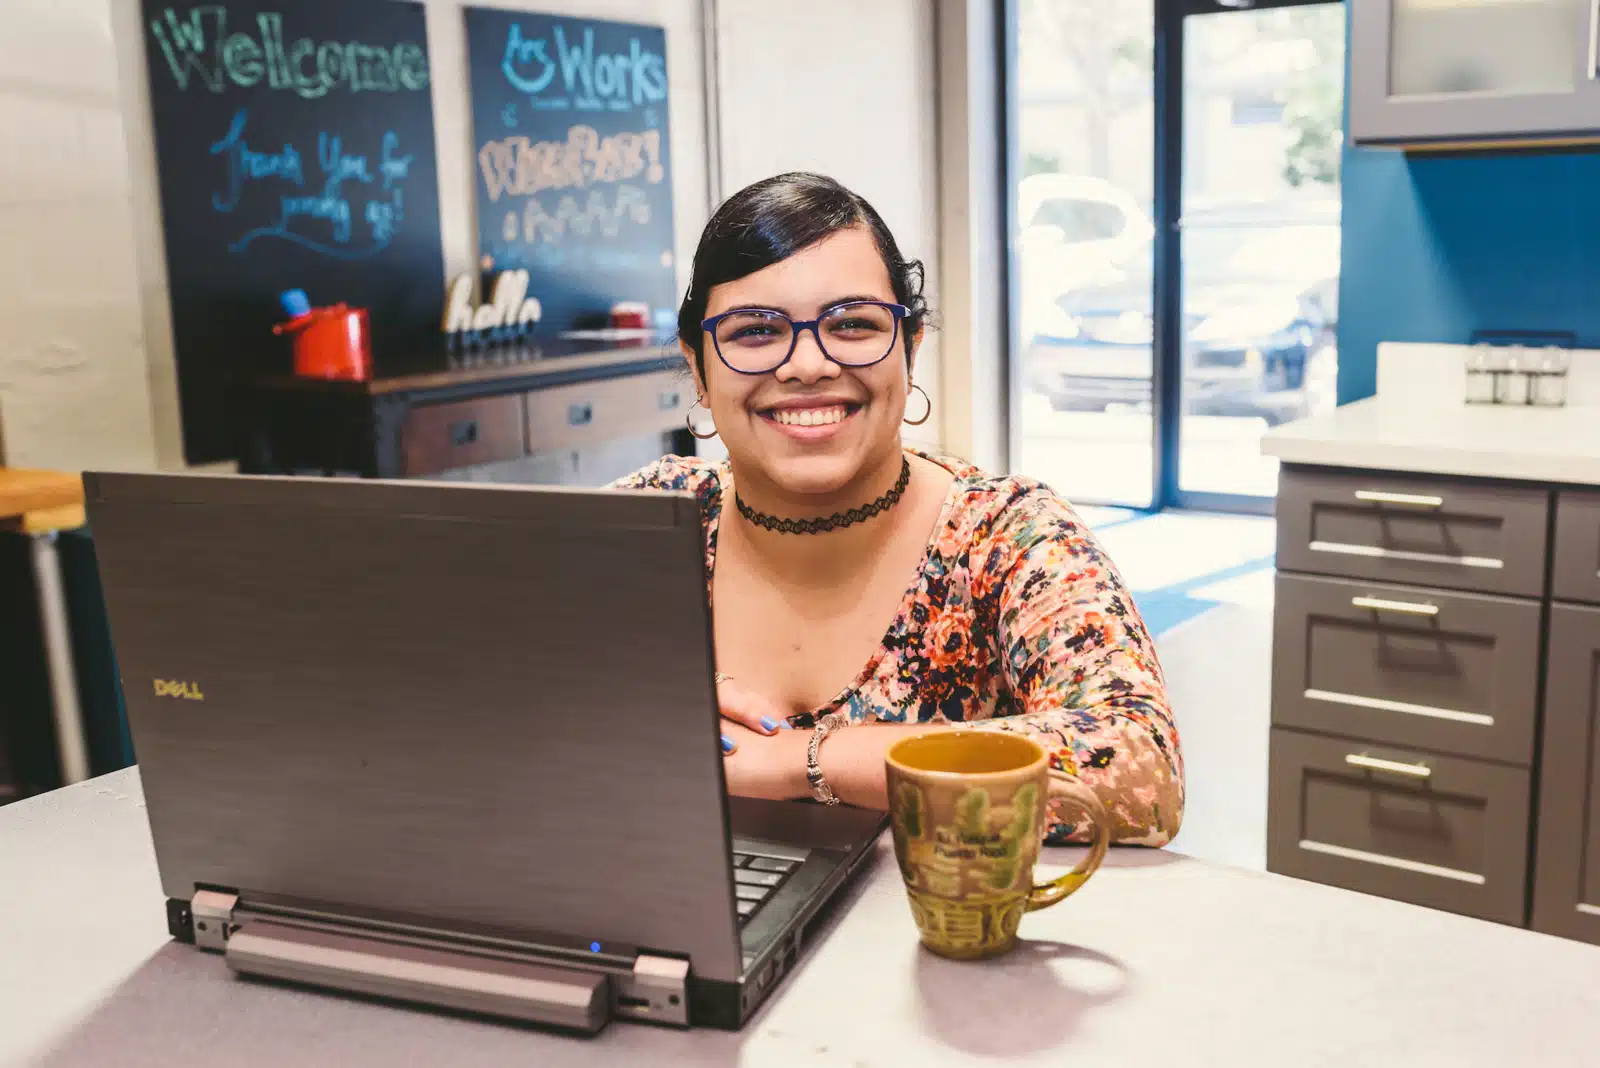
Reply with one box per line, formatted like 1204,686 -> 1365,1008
903,383 -> 932,427
686,399 -> 720,440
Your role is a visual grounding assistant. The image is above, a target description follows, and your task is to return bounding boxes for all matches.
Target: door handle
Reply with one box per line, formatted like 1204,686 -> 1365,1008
1344,753 -> 1431,779
1351,595 -> 1439,617
568,403 -> 594,427
1353,489 -> 1443,508
659,390 -> 681,411
448,420 -> 479,447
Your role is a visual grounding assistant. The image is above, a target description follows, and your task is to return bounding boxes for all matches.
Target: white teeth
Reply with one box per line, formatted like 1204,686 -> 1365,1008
773,406 -> 847,427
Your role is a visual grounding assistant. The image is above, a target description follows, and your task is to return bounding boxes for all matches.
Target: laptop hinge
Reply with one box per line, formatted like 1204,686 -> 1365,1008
185,891 -> 690,1030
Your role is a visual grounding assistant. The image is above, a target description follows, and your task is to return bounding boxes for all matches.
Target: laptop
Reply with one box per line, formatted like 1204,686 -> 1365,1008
83,470 -> 887,1034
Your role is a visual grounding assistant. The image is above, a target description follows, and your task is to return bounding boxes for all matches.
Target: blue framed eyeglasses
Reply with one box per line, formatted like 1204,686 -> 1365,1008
701,300 -> 909,375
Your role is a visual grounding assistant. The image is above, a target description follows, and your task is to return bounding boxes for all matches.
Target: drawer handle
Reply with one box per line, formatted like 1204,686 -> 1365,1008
1351,595 -> 1439,617
659,390 -> 680,411
1353,489 -> 1444,508
1344,753 -> 1431,779
1308,541 -> 1504,571
568,403 -> 594,427
448,420 -> 480,447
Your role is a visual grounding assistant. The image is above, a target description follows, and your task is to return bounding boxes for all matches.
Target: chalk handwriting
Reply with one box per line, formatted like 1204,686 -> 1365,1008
501,23 -> 557,95
499,22 -> 665,108
209,108 -> 304,213
149,6 -> 429,97
208,112 -> 410,260
318,134 -> 373,199
379,133 -> 413,191
478,126 -> 663,202
508,184 -> 651,246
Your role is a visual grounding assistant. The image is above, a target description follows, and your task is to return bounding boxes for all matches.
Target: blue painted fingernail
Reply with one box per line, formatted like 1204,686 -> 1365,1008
721,734 -> 734,753
760,716 -> 778,732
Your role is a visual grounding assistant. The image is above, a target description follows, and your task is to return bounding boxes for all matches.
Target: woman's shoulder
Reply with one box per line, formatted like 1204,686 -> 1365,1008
607,454 -> 725,496
920,450 -> 1078,525
916,450 -> 1096,559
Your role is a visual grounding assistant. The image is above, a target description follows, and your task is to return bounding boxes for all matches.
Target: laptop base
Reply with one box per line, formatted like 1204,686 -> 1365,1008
171,890 -> 693,1034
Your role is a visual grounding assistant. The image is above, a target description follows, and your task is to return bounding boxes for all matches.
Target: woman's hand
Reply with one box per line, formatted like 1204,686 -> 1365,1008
714,676 -> 790,754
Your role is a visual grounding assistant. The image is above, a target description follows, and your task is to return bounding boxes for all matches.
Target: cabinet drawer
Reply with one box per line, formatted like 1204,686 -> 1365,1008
400,395 -> 525,477
526,372 -> 689,453
1530,603 -> 1600,946
1267,727 -> 1531,926
1552,491 -> 1600,606
1270,573 -> 1540,764
1276,466 -> 1549,597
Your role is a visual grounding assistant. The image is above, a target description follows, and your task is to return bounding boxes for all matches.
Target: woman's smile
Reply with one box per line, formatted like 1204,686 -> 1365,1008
756,400 -> 864,442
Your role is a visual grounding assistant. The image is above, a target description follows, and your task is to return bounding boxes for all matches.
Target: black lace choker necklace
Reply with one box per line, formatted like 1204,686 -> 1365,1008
735,457 -> 912,535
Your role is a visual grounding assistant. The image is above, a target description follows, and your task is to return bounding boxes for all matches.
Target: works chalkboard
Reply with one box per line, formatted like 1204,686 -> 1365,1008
141,0 -> 446,463
465,9 -> 678,338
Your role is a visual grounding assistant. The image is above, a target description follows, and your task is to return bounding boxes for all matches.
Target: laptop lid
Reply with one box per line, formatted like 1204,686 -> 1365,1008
85,471 -> 745,983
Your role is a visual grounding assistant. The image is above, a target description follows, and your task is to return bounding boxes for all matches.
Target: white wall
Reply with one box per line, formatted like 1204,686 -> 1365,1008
0,1 -> 159,470
710,0 -> 944,452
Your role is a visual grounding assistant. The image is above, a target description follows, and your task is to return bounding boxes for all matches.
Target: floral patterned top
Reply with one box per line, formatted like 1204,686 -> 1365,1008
609,450 -> 1184,847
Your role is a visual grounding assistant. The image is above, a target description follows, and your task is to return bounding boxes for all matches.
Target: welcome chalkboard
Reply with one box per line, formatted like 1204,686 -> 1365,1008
465,9 -> 678,337
141,0 -> 446,463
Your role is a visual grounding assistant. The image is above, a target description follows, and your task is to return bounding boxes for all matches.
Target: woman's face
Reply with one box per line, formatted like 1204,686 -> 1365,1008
689,226 -> 920,499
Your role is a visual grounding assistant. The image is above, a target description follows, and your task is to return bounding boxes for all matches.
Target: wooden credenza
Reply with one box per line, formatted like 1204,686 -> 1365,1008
239,339 -> 697,479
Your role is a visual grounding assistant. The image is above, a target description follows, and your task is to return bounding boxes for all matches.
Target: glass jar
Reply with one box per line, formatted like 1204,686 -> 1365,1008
1494,348 -> 1531,405
1464,345 -> 1497,404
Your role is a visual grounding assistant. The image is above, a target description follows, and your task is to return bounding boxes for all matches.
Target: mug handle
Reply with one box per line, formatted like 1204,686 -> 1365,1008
1027,770 -> 1113,911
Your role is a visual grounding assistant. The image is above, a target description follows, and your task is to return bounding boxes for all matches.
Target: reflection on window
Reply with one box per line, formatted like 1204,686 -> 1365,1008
1013,0 -> 1157,509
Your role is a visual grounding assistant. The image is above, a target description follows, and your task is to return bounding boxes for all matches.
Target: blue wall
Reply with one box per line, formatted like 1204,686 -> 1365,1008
1338,143 -> 1600,404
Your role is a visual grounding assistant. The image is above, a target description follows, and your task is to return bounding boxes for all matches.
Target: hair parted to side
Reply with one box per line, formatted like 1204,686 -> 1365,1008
676,172 -> 930,379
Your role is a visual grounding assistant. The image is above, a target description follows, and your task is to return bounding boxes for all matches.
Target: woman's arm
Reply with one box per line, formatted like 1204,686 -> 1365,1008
972,494 -> 1184,846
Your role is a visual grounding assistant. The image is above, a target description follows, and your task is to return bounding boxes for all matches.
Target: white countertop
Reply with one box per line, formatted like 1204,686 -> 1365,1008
1261,395 -> 1600,484
5,769 -> 1600,1067
1261,342 -> 1600,484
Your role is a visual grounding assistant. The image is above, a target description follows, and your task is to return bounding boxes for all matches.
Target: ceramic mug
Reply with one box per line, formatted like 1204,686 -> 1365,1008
885,731 -> 1112,959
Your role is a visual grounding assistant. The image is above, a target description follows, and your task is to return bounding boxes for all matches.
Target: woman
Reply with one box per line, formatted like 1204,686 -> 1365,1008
612,172 -> 1182,846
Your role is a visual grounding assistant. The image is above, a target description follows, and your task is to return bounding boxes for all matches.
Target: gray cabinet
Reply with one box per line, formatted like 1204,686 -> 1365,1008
1351,0 -> 1600,148
1530,603 -> 1600,944
1271,573 -> 1541,763
1552,490 -> 1600,604
1271,465 -> 1600,943
1275,466 -> 1550,598
1267,728 -> 1531,925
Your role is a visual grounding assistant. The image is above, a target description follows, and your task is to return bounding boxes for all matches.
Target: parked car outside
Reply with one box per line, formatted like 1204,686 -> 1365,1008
1023,197 -> 1339,426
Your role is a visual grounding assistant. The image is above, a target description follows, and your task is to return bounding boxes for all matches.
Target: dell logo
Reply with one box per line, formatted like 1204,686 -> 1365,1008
153,679 -> 205,701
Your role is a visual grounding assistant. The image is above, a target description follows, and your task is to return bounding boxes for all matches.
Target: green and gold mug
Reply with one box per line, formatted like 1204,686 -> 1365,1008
885,731 -> 1112,960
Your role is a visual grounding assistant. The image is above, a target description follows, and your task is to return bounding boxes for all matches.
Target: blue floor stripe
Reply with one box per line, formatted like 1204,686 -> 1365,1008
1129,553 -> 1276,637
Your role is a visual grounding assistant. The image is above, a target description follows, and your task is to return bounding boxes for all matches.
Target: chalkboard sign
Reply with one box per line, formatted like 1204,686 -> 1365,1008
465,9 -> 678,337
141,0 -> 446,463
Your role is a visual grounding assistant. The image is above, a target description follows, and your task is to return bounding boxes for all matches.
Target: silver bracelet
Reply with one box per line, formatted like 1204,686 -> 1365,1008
806,712 -> 849,806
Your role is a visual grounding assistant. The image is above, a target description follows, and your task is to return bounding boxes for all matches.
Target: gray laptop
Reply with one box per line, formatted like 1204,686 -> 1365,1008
83,470 -> 886,1034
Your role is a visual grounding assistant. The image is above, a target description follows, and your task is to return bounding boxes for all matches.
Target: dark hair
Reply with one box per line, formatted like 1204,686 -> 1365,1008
677,172 -> 929,380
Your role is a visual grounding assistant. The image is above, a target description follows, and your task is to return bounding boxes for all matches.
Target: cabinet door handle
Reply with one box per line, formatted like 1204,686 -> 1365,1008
1344,753 -> 1431,779
659,390 -> 681,411
449,420 -> 480,447
568,403 -> 594,427
1353,489 -> 1443,508
1351,595 -> 1439,617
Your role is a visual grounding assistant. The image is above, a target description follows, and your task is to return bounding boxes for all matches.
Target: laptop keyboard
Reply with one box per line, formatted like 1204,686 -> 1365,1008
732,850 -> 800,925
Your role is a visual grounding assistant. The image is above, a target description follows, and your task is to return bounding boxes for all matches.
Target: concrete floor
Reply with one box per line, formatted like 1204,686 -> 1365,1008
1078,508 -> 1277,871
